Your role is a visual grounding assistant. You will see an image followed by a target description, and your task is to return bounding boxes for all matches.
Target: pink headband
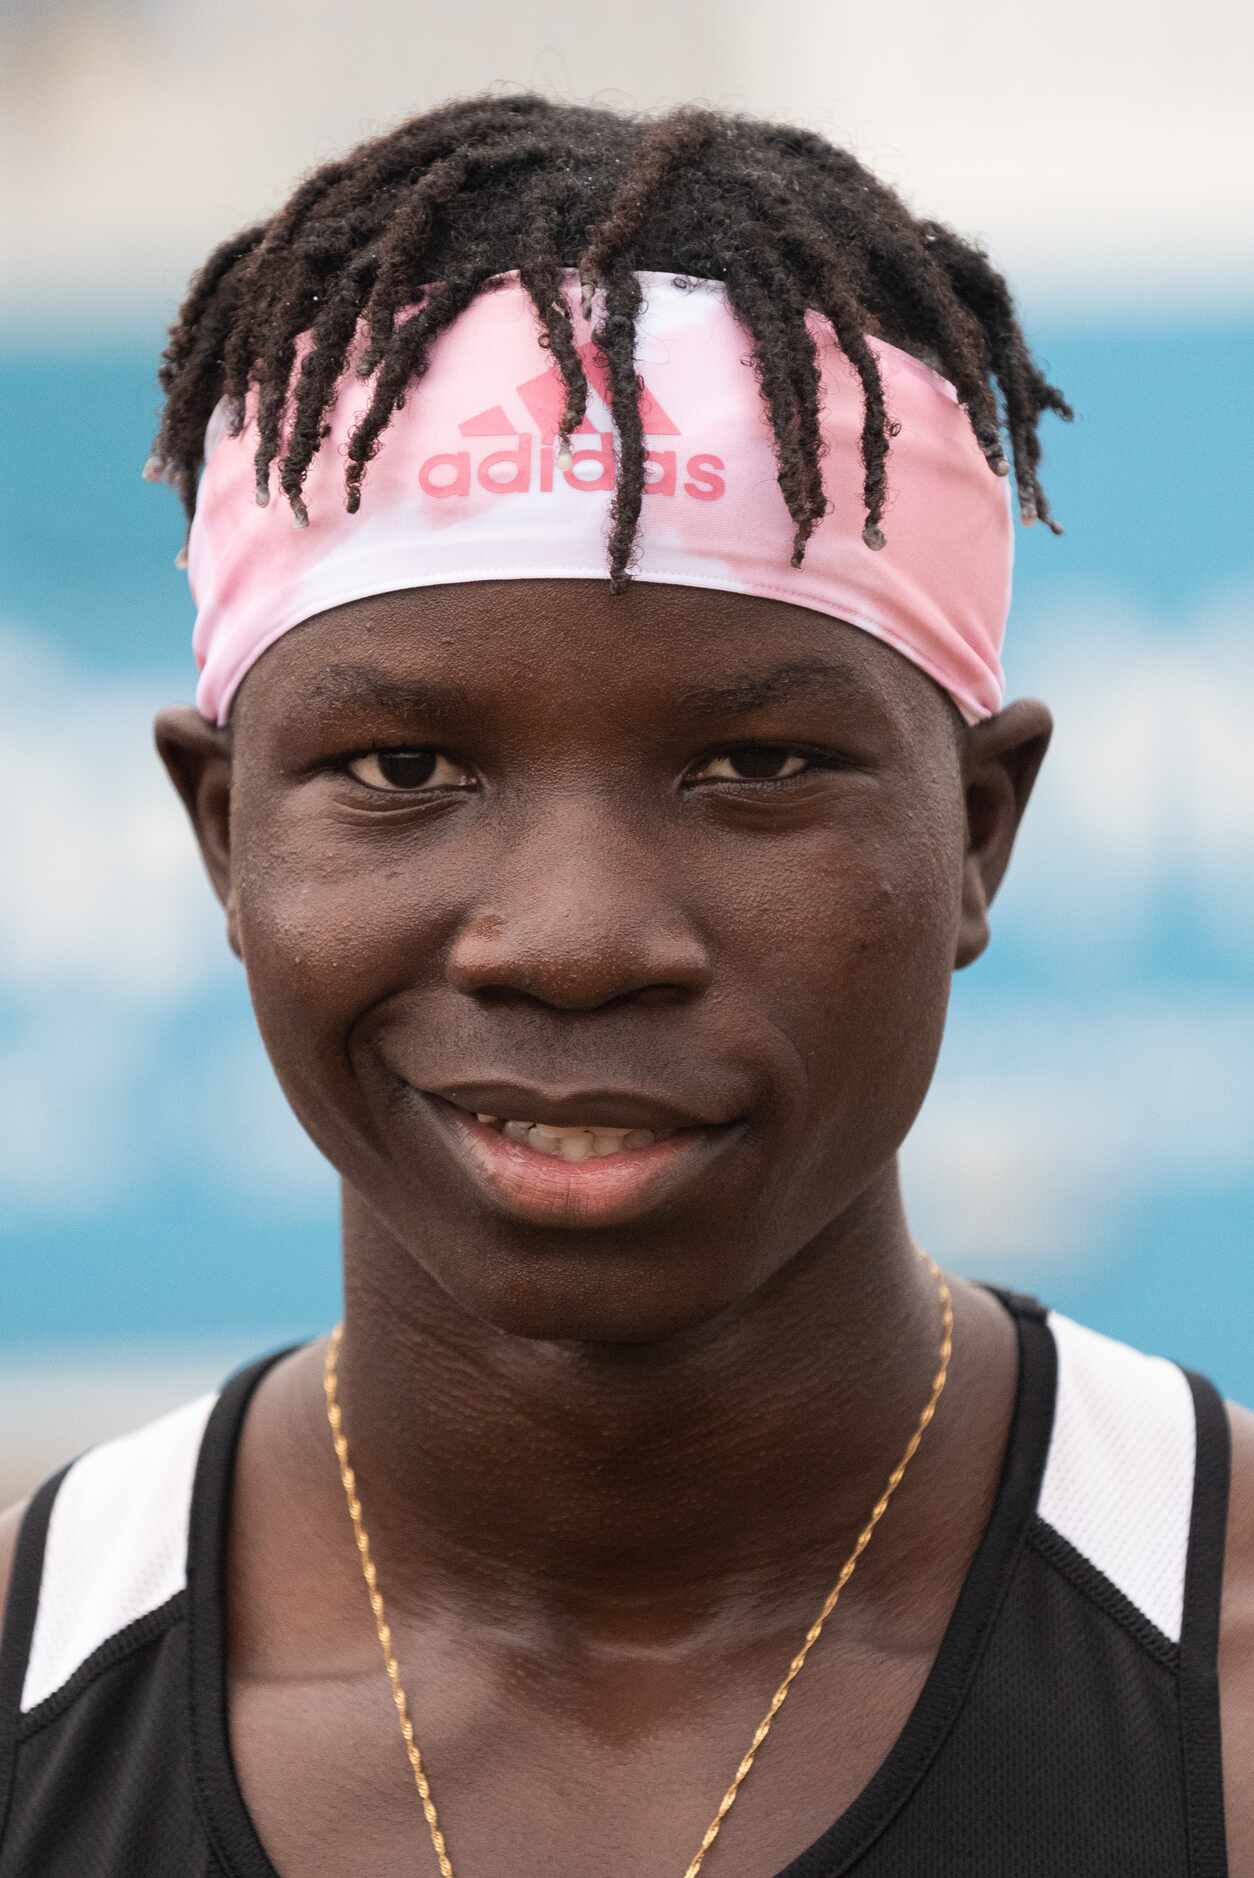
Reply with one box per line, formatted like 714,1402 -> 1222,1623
186,269 -> 1012,727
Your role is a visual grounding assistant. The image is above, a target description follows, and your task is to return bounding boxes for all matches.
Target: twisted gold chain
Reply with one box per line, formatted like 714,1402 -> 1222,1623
323,1246 -> 953,1878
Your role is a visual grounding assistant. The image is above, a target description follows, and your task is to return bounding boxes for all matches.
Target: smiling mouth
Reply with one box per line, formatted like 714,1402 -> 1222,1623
421,1092 -> 742,1229
464,1111 -> 678,1161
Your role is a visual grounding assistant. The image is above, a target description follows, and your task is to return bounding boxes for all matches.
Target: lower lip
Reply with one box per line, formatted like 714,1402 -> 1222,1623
423,1095 -> 741,1228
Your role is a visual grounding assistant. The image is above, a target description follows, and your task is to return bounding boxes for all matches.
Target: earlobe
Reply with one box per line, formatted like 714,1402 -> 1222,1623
153,706 -> 240,958
954,698 -> 1053,971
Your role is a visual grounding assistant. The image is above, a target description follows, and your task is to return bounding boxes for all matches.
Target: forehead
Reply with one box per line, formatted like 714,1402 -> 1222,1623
233,576 -> 951,743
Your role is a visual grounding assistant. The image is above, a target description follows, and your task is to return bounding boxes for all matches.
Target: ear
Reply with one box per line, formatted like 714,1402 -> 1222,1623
153,705 -> 241,960
955,698 -> 1052,970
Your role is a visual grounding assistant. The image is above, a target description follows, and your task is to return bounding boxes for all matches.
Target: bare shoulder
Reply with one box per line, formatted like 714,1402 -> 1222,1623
0,1498 -> 32,1641
1222,1397 -> 1254,1867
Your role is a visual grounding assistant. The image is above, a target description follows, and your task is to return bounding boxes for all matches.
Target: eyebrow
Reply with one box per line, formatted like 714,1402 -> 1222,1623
669,656 -> 878,719
307,666 -> 476,721
305,653 -> 874,723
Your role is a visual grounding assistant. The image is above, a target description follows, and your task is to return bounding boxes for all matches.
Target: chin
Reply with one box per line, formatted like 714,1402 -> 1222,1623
421,1246 -> 758,1349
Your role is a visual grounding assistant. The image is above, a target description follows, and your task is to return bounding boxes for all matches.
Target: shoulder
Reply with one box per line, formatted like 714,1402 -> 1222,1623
1221,1396 -> 1254,1866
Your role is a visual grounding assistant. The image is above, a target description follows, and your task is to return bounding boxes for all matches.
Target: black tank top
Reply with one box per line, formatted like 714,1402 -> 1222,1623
0,1286 -> 1233,1875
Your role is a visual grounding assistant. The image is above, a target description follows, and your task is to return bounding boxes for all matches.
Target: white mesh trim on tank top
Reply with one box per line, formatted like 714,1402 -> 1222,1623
1039,1309 -> 1195,1644
21,1389 -> 218,1714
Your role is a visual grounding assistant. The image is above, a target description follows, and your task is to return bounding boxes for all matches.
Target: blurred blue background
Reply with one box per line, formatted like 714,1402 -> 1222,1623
2,0 -> 1251,1493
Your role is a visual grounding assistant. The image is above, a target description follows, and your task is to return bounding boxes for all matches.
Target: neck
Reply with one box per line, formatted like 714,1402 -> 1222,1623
317,1166 -> 1001,1643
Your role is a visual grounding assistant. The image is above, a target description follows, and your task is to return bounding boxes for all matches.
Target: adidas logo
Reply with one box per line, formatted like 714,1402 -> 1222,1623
418,343 -> 726,502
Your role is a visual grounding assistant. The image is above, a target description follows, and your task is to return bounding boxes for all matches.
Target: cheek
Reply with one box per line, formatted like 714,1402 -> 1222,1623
228,812 -> 470,1186
231,815 -> 451,1061
762,798 -> 961,1005
762,802 -> 963,1152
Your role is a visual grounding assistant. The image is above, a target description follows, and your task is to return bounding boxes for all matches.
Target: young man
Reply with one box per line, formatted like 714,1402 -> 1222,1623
1,94 -> 1251,1876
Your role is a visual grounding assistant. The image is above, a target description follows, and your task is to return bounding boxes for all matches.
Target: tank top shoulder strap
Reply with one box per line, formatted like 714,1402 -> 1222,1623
1035,1306 -> 1231,1875
0,1345 -> 302,1869
1037,1307 -> 1198,1643
0,1386 -> 218,1729
0,1367 -> 263,1857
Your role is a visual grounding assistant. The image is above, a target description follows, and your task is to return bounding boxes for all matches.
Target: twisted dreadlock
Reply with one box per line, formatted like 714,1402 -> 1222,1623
148,93 -> 1072,590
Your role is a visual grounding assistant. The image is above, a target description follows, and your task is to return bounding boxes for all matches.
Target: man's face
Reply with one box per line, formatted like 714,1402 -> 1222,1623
168,578 -> 1039,1343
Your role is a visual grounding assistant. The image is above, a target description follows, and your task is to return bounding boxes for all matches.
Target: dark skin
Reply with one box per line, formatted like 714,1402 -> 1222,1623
3,578 -> 1252,1872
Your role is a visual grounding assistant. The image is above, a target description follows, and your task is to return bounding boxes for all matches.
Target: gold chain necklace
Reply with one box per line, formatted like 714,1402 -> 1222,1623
323,1245 -> 953,1878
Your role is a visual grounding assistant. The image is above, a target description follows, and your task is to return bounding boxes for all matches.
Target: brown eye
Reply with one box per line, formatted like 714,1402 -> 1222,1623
345,749 -> 472,792
691,747 -> 813,784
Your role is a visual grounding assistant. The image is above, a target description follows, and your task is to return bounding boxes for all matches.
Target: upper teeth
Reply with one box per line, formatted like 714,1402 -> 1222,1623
474,1113 -> 673,1161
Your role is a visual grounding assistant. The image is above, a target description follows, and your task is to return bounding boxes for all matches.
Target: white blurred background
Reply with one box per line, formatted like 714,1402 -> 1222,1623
5,0 -> 1254,326
2,0 -> 1252,1500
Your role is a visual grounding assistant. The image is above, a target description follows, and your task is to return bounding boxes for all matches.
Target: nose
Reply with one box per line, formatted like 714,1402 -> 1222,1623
444,799 -> 713,1011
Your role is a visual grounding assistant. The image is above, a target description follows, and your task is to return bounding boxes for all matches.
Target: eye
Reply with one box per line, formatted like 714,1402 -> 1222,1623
688,746 -> 826,786
344,748 -> 474,792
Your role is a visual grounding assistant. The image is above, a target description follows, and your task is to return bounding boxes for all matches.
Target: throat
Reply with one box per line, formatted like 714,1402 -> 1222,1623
297,1208 -> 1007,1646
224,1266 -> 1020,1878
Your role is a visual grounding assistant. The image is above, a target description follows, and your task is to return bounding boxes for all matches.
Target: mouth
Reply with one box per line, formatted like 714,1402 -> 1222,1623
420,1092 -> 745,1228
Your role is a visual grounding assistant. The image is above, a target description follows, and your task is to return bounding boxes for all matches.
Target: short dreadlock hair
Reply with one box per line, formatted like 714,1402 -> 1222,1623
149,92 -> 1072,590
